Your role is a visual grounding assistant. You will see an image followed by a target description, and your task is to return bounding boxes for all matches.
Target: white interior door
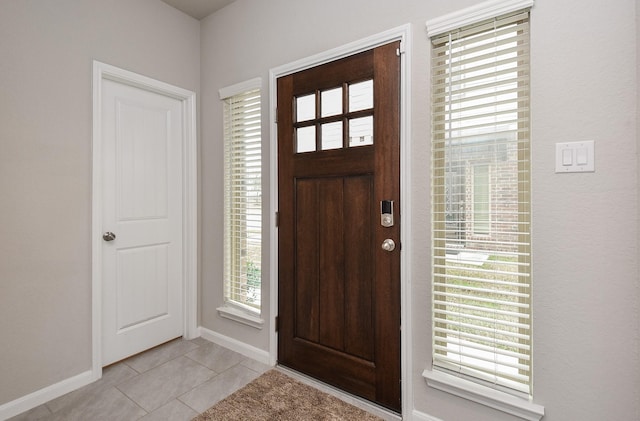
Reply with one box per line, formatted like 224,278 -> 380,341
101,78 -> 184,366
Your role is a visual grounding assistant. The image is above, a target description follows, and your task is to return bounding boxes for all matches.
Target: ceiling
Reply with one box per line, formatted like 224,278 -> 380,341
161,0 -> 236,20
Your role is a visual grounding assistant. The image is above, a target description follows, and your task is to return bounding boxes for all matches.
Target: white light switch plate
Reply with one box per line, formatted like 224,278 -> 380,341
555,140 -> 595,173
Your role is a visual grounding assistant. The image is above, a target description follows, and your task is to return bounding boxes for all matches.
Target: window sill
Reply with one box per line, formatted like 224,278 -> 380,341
217,306 -> 264,330
423,369 -> 545,421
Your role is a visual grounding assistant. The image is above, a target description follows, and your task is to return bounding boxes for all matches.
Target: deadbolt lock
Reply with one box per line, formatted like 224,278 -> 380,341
381,200 -> 394,227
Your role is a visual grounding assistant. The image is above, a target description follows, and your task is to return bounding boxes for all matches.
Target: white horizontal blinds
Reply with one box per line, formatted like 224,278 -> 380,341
431,10 -> 532,394
223,88 -> 262,312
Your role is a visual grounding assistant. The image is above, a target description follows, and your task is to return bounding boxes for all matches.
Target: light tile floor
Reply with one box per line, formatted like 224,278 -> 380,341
9,337 -> 271,421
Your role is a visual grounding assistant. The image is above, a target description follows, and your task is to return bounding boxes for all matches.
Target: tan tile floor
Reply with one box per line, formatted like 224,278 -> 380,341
9,337 -> 270,421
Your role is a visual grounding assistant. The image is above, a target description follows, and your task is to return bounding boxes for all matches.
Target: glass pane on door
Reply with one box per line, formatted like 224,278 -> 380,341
321,121 -> 343,150
321,87 -> 342,117
296,94 -> 315,122
297,126 -> 316,153
349,116 -> 373,147
349,80 -> 373,112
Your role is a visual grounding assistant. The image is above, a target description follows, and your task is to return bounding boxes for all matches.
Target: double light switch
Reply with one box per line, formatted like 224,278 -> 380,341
555,140 -> 595,173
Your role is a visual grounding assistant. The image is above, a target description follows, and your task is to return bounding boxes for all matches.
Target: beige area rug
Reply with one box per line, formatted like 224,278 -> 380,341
192,369 -> 383,421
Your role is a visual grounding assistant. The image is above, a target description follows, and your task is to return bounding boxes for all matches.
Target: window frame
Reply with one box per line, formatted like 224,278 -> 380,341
217,77 -> 264,329
424,1 -> 544,419
431,8 -> 531,394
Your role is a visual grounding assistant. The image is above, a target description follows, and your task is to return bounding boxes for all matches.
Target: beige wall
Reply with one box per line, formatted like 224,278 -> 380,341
2,0 -> 639,420
200,0 -> 639,420
0,0 -> 200,406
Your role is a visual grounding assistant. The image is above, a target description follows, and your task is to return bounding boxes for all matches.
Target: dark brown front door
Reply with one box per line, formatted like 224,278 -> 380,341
277,41 -> 401,412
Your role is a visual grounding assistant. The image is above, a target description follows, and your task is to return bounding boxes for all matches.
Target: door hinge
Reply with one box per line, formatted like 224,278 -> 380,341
275,211 -> 280,227
275,316 -> 279,332
274,107 -> 278,124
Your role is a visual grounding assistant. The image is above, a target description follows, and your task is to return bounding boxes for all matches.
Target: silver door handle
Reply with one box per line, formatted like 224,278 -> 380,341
381,238 -> 395,252
102,232 -> 116,241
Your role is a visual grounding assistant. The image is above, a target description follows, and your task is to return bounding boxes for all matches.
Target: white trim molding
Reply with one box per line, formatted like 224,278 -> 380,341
425,0 -> 534,38
199,327 -> 271,365
217,305 -> 265,329
423,370 -> 545,421
411,410 -> 445,421
219,77 -> 261,100
0,370 -> 95,420
268,23 -> 412,416
91,61 -> 198,380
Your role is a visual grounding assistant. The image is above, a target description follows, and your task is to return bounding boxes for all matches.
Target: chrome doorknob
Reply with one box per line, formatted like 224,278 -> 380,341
102,232 -> 116,241
381,238 -> 395,252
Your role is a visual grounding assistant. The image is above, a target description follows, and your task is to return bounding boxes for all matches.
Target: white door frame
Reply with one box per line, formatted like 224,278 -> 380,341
91,61 -> 198,379
268,24 -> 413,415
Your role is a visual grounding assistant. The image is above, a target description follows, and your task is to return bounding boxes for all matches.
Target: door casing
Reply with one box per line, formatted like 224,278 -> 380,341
268,25 -> 412,414
91,61 -> 198,379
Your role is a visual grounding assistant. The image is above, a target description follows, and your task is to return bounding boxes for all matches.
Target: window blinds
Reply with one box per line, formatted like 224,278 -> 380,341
223,88 -> 262,312
431,10 -> 532,394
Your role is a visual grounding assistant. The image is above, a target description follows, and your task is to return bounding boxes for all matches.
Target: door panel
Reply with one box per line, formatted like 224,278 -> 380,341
343,175 -> 374,361
116,244 -> 169,330
278,42 -> 401,411
116,101 -> 169,220
101,79 -> 183,366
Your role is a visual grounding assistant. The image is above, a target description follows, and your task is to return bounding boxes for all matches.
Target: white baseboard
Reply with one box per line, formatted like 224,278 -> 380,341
412,409 -> 444,421
198,326 -> 271,365
0,370 -> 97,421
1,330 -> 268,420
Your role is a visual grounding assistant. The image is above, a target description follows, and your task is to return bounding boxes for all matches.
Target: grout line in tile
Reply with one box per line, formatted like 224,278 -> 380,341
182,353 -> 222,376
176,396 -> 202,415
14,338 -> 266,420
122,360 -> 143,375
113,386 -> 150,420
